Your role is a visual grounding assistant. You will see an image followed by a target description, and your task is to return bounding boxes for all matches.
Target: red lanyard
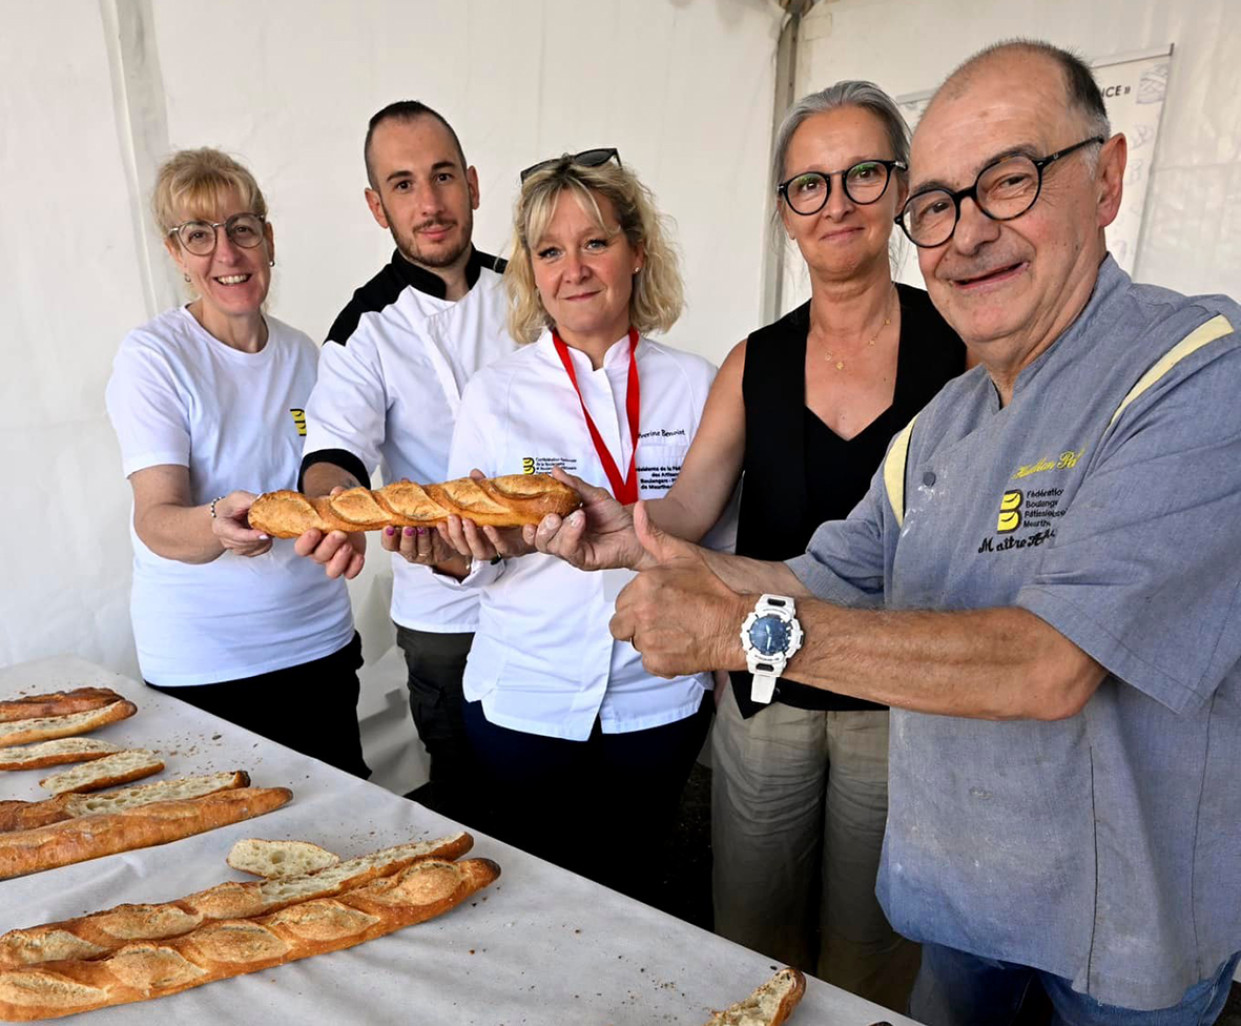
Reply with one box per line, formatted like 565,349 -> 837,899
553,327 -> 641,505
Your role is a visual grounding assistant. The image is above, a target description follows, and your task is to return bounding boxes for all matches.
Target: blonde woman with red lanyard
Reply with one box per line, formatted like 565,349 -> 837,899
434,151 -> 721,902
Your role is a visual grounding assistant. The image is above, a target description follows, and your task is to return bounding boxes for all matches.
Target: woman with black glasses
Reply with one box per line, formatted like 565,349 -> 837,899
530,83 -> 966,1008
105,148 -> 368,777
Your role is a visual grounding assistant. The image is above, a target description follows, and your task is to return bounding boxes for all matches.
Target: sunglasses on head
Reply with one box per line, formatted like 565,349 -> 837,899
519,147 -> 621,183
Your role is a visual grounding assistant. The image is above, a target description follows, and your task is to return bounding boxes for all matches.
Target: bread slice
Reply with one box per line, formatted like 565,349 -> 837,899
59,772 -> 249,818
0,688 -> 124,724
0,701 -> 136,748
38,750 -> 164,794
227,839 -> 340,878
704,967 -> 807,1026
0,738 -> 121,772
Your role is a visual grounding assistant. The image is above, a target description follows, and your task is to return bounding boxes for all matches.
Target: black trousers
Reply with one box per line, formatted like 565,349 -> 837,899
146,632 -> 370,779
463,695 -> 713,904
394,625 -> 478,822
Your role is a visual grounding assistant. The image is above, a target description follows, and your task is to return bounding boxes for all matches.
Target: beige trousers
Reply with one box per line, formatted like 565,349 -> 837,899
711,685 -> 919,1012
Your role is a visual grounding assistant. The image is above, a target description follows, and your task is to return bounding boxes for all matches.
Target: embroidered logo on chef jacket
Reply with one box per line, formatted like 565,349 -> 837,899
997,490 -> 1023,532
523,456 -> 579,475
290,409 -> 307,436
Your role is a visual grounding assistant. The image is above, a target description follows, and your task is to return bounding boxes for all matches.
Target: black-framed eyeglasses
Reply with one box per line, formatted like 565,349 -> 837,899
519,147 -> 621,183
777,159 -> 906,216
168,212 -> 267,257
895,136 -> 1105,248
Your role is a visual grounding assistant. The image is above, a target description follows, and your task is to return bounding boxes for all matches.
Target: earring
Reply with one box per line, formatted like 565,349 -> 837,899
269,258 -> 275,268
633,266 -> 641,274
183,273 -> 191,283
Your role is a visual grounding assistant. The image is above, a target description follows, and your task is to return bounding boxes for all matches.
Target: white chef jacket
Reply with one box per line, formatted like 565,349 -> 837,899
302,249 -> 515,632
446,330 -> 717,741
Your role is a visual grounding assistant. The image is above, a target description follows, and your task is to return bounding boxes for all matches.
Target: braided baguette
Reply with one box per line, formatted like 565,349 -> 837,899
0,832 -> 473,967
0,787 -> 291,881
0,772 -> 249,834
0,690 -> 124,725
0,857 -> 500,1020
248,473 -> 581,538
0,703 -> 136,749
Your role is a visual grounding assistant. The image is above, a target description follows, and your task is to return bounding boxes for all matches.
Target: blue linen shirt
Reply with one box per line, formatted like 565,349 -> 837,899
787,257 -> 1241,1010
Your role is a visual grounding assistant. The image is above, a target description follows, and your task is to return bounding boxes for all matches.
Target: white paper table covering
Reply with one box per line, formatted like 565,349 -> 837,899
0,656 -> 920,1026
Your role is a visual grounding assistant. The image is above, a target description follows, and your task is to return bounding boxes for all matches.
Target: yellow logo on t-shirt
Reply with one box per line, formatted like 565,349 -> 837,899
290,409 -> 306,437
997,490 -> 1023,533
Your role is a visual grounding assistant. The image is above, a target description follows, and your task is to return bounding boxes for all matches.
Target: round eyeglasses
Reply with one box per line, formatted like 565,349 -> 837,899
777,159 -> 906,216
895,136 -> 1105,248
168,212 -> 267,257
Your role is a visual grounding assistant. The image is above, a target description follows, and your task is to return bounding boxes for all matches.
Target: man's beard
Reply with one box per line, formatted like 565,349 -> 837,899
386,203 -> 473,270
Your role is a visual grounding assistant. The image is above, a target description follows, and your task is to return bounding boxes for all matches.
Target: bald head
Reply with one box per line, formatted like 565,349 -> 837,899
927,40 -> 1110,141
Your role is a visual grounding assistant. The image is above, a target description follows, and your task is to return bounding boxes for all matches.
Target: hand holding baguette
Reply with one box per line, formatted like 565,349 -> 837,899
249,473 -> 581,538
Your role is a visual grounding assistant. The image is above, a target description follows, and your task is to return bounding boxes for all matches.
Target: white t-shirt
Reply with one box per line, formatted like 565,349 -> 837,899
446,331 -> 718,741
105,307 -> 354,686
303,253 -> 515,632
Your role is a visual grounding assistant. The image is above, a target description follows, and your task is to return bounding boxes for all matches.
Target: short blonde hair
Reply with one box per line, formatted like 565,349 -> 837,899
152,148 -> 268,234
506,159 -> 683,344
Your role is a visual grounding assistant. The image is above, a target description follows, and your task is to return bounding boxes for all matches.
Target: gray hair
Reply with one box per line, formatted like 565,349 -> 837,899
771,80 -> 910,195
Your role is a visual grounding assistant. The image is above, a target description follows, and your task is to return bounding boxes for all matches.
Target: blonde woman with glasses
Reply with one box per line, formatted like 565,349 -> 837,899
105,148 -> 368,778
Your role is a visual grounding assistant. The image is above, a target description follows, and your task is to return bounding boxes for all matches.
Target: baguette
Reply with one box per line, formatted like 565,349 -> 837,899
703,967 -> 806,1026
0,857 -> 500,1020
0,739 -> 121,773
0,831 -> 472,967
0,703 -> 136,750
0,787 -> 291,881
38,750 -> 164,795
226,839 -> 339,879
0,690 -> 124,725
0,772 -> 249,834
248,472 -> 580,537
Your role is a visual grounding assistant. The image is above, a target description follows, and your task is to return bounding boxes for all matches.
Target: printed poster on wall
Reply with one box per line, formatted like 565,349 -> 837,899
894,46 -> 1173,278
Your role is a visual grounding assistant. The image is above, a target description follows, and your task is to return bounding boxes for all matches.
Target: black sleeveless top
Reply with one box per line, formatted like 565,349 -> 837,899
730,283 -> 966,718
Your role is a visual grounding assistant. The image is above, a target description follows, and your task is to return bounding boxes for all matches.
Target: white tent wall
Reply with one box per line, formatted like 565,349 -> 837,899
780,0 -> 1241,312
1,0 -> 780,790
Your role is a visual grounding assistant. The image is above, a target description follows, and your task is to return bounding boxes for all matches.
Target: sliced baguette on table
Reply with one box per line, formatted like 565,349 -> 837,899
226,838 -> 340,878
0,786 -> 291,881
704,967 -> 806,1026
0,740 -> 121,773
0,703 -> 136,750
38,750 -> 163,795
0,831 -> 473,967
0,772 -> 249,834
0,690 -> 124,725
0,856 -> 500,1020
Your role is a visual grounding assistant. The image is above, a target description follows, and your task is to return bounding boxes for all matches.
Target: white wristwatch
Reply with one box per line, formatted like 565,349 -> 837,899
739,594 -> 804,705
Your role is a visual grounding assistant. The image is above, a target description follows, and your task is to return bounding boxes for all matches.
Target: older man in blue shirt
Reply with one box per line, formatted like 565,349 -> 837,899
546,39 -> 1241,1026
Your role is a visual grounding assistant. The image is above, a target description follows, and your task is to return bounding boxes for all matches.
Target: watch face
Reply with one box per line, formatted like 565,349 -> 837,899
748,614 -> 790,657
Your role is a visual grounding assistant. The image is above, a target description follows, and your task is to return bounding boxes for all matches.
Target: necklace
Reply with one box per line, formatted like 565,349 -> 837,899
822,288 -> 896,371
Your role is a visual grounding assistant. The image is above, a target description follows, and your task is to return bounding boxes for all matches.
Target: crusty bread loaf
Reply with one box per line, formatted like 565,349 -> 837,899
226,839 -> 339,878
0,689 -> 124,725
38,750 -> 164,795
0,739 -> 121,773
248,473 -> 580,537
0,856 -> 500,1020
0,702 -> 136,749
0,832 -> 472,967
0,772 -> 248,834
704,967 -> 807,1026
0,787 -> 291,881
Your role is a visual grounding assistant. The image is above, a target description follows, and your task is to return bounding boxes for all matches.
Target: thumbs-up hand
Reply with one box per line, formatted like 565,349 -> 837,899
610,501 -> 750,678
